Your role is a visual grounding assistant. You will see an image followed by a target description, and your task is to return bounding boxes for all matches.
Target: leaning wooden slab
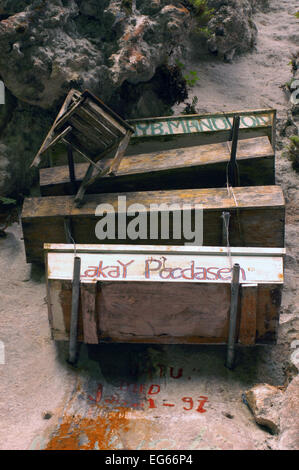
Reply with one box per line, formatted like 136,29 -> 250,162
39,136 -> 275,196
126,109 -> 276,154
21,185 -> 285,264
45,244 -> 284,345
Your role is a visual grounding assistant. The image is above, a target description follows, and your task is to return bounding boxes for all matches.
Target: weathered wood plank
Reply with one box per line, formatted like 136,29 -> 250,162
98,282 -> 231,342
76,106 -> 119,142
238,284 -> 257,345
256,285 -> 281,344
81,283 -> 98,344
126,109 -> 276,154
69,114 -> 113,148
74,130 -> 133,207
45,243 -> 283,346
84,98 -> 127,136
129,109 -> 275,139
46,280 -> 281,345
22,186 -> 285,264
40,136 -> 275,196
30,89 -> 80,168
46,245 -> 284,285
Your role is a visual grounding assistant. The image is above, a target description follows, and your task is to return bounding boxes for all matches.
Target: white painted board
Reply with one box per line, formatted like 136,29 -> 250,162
46,244 -> 284,285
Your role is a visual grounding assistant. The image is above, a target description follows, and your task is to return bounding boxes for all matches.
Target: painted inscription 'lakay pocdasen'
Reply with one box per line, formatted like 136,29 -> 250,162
80,257 -> 247,282
47,249 -> 284,285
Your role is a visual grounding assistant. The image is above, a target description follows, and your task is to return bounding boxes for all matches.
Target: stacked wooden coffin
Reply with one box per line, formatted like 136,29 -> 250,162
21,90 -> 285,361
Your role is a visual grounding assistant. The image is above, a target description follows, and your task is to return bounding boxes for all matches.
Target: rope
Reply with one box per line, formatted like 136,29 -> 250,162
221,211 -> 233,270
225,147 -> 243,244
66,220 -> 77,258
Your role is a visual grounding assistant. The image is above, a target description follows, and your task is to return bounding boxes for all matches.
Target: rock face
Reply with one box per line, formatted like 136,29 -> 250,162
244,384 -> 284,435
0,0 -> 260,196
206,0 -> 258,62
278,375 -> 299,450
245,342 -> 299,449
0,0 -> 192,110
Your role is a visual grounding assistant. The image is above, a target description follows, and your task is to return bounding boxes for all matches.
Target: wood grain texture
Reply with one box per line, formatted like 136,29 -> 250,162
255,285 -> 281,344
239,285 -> 257,345
46,280 -> 281,345
81,283 -> 98,344
22,186 -> 285,263
97,282 -> 230,341
39,136 -> 275,196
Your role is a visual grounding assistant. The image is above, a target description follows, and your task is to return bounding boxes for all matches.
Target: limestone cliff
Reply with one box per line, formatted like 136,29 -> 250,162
0,0 -> 261,196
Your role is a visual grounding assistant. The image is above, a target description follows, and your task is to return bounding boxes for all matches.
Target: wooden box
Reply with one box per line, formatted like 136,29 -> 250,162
39,136 -> 275,196
21,185 -> 285,264
45,244 -> 285,345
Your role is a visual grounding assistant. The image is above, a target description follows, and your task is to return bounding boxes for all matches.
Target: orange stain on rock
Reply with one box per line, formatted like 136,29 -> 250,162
45,408 -> 130,450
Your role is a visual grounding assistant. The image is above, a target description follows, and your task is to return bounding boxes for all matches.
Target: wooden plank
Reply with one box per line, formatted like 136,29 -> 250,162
81,283 -> 98,344
67,144 -> 76,192
97,282 -> 231,342
129,109 -> 275,140
22,186 -> 285,264
238,284 -> 257,345
39,136 -> 275,196
81,89 -> 134,133
30,89 -> 79,167
46,246 -> 284,285
125,109 -> 276,155
42,126 -> 73,154
69,114 -> 113,148
84,98 -> 127,136
31,89 -> 133,170
107,130 -> 133,175
255,284 -> 281,344
75,107 -> 119,142
46,278 -> 282,345
73,130 -> 132,207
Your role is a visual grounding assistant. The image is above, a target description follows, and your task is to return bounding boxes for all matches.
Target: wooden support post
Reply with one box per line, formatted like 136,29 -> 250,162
228,116 -> 240,187
226,263 -> 240,370
74,163 -> 95,208
30,89 -> 79,168
67,144 -> 77,193
81,283 -> 98,344
108,130 -> 132,176
74,131 -> 132,207
68,256 -> 81,364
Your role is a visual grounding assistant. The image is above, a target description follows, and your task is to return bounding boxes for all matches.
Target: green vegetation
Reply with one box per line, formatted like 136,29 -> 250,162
295,12 -> 299,19
188,0 -> 214,23
182,96 -> 199,114
0,196 -> 17,206
175,61 -> 199,87
185,0 -> 214,37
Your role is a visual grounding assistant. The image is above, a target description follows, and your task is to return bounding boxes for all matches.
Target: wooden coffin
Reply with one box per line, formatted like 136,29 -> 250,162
45,244 -> 285,345
22,185 -> 285,264
39,136 -> 275,196
31,89 -> 134,168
